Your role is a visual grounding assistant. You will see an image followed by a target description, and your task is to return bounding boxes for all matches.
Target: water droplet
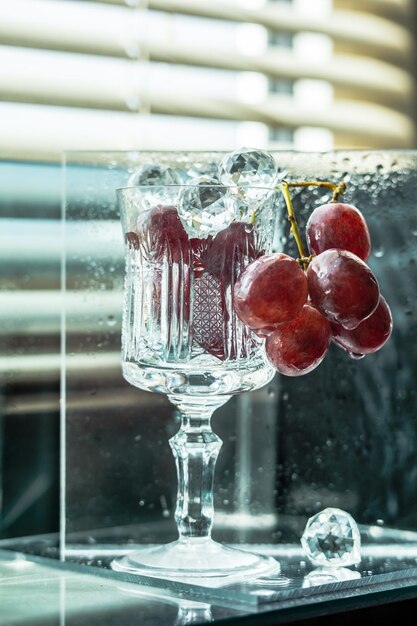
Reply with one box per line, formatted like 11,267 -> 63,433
223,499 -> 230,506
267,386 -> 275,397
348,352 -> 365,360
376,519 -> 384,526
107,315 -> 116,326
139,500 -> 145,507
162,510 -> 170,518
125,92 -> 141,112
124,40 -> 141,59
373,246 -> 384,258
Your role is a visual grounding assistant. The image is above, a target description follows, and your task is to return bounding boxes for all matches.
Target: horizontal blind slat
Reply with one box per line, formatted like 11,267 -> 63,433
0,46 -> 412,109
0,95 -> 413,154
0,0 -> 140,58
0,0 -> 412,61
92,0 -> 414,16
334,0 -> 412,17
147,44 -> 413,103
148,0 -> 413,59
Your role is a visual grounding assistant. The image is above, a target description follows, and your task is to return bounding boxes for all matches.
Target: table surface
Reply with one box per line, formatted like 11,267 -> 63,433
3,528 -> 417,626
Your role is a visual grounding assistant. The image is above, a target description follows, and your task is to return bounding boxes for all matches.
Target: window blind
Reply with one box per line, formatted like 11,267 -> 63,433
0,0 -> 415,160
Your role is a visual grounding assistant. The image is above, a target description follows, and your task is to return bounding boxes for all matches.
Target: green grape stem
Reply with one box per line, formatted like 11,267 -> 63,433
275,179 -> 346,269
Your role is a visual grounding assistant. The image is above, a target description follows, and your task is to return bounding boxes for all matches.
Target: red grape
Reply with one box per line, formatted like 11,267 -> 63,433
307,249 -> 379,330
206,222 -> 260,278
136,205 -> 189,262
233,253 -> 308,330
265,304 -> 331,376
125,231 -> 139,249
331,295 -> 393,355
306,202 -> 371,262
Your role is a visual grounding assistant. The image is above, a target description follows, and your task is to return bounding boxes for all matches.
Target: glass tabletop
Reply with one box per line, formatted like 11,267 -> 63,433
2,524 -> 417,625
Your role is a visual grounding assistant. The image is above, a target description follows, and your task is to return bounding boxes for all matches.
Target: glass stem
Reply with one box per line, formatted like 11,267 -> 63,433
168,395 -> 230,542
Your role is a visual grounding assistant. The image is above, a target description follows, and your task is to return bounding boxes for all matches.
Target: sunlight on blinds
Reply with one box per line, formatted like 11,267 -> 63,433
0,0 -> 415,160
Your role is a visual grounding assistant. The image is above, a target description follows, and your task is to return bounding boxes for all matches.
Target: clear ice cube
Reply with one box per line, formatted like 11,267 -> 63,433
177,176 -> 236,238
301,507 -> 361,567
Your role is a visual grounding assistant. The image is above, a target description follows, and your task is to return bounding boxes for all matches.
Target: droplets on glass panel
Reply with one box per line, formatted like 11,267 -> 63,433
177,176 -> 237,238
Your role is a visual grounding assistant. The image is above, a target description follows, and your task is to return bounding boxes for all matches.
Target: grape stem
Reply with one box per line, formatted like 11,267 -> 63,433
276,179 -> 346,269
277,181 -> 308,266
285,180 -> 346,202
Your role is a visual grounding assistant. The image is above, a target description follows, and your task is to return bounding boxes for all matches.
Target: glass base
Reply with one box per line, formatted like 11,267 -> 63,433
111,539 -> 280,585
122,358 -> 275,397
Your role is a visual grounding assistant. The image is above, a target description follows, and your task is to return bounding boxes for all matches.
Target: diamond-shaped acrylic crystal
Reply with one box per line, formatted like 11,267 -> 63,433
128,163 -> 182,187
301,507 -> 361,567
218,147 -> 278,202
128,163 -> 183,209
177,176 -> 236,238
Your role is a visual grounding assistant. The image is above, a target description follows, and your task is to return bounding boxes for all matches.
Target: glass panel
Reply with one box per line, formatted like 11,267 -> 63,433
58,150 -> 417,602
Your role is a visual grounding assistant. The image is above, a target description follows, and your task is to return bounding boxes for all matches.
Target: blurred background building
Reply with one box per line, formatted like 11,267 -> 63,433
0,0 -> 416,540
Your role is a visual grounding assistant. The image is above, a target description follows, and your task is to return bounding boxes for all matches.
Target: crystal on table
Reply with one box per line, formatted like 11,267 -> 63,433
300,507 -> 361,567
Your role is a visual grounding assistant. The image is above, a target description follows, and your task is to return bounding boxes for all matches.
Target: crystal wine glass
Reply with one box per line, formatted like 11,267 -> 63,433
111,181 -> 280,582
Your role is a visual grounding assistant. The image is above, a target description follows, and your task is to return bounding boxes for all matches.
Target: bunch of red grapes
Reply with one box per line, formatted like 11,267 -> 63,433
234,201 -> 393,377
